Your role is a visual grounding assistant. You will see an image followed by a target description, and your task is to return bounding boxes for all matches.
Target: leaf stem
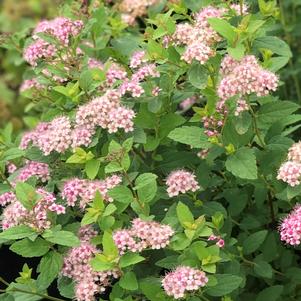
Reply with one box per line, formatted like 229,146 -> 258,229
0,276 -> 67,301
249,106 -> 265,148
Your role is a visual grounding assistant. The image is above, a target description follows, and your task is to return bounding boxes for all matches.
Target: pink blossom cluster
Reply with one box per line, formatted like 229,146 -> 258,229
20,78 -> 43,92
20,91 -> 135,154
179,96 -> 197,110
23,39 -> 57,66
13,161 -> 50,184
88,53 -> 159,98
162,266 -> 208,299
0,188 -> 65,230
166,169 -> 200,197
6,162 -> 17,174
118,0 -> 159,25
113,218 -> 174,254
33,17 -> 83,45
279,205 -> 301,246
61,175 -> 122,209
20,117 -> 72,155
218,55 -> 278,100
234,99 -> 249,116
23,17 -> 83,66
197,149 -> 209,159
166,6 -> 231,64
62,226 -> 119,301
277,141 -> 301,186
208,234 -> 225,248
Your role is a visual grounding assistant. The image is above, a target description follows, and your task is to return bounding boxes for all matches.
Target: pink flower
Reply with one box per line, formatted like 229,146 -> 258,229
279,205 -> 301,246
23,39 -> 56,66
180,96 -> 197,110
162,266 -> 208,299
277,161 -> 301,187
130,50 -> 146,68
61,175 -> 122,208
1,189 -> 65,230
208,234 -> 225,248
235,99 -> 249,116
113,218 -> 174,254
166,170 -> 200,197
13,161 -> 50,184
288,141 -> 301,163
218,55 -> 278,100
62,227 -> 120,301
20,79 -> 43,92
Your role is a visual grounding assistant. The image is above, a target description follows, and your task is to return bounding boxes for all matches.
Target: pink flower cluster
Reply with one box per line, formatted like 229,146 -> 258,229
208,234 -> 225,248
118,0 -> 159,25
166,170 -> 200,197
62,226 -> 119,301
179,96 -> 197,110
234,99 -> 249,116
6,162 -> 17,174
13,161 -> 50,184
113,218 -> 174,254
24,17 -> 83,66
279,205 -> 301,246
20,91 -> 135,154
218,55 -> 278,100
0,188 -> 65,230
277,141 -> 301,186
20,117 -> 72,155
20,78 -> 43,92
162,266 -> 208,299
61,175 -> 122,209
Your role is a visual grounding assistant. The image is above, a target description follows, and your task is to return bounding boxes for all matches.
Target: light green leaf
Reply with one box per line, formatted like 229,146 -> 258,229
10,238 -> 50,257
119,252 -> 145,268
42,230 -> 80,247
168,126 -> 211,148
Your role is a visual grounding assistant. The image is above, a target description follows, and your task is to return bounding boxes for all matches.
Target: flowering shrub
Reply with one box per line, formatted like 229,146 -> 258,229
0,0 -> 301,300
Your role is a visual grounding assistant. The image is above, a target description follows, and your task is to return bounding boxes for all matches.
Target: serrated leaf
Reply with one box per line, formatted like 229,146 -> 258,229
10,238 -> 50,257
119,252 -> 145,268
206,274 -> 243,296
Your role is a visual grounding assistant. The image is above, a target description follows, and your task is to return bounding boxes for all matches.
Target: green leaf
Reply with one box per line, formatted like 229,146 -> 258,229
119,272 -> 138,290
206,274 -> 243,297
168,126 -> 211,148
0,294 -> 14,301
135,173 -> 157,203
254,260 -> 273,279
207,18 -> 237,44
37,251 -> 63,289
10,238 -> 50,258
79,70 -> 94,92
90,254 -> 116,271
0,225 -> 36,240
0,148 -> 25,162
188,63 -> 208,89
42,230 -> 80,247
228,43 -> 245,60
225,147 -> 258,180
139,277 -> 166,301
102,231 -> 119,258
176,202 -> 194,228
253,36 -> 292,57
15,182 -> 37,210
243,230 -> 268,255
256,285 -> 283,301
119,252 -> 145,268
108,186 -> 134,204
57,276 -> 75,299
257,101 -> 299,126
85,159 -> 101,180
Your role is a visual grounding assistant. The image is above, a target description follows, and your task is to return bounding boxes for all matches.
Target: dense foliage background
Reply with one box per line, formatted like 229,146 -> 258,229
1,0 -> 301,300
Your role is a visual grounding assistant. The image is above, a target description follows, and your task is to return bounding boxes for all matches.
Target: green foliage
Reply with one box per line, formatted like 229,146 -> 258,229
0,0 -> 300,301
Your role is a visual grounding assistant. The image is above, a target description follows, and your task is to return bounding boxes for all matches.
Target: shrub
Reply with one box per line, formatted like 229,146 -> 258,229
0,1 -> 300,301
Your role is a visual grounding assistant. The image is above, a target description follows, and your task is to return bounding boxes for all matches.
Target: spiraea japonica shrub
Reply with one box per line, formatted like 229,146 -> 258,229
0,0 -> 301,300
